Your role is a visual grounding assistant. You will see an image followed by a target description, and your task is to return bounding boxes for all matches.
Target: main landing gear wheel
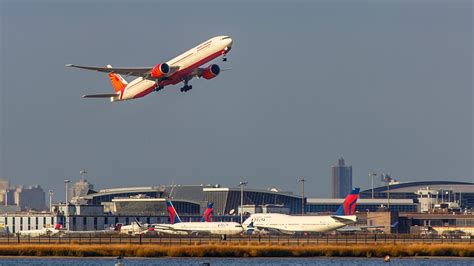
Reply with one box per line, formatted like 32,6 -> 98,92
155,86 -> 164,92
180,85 -> 192,92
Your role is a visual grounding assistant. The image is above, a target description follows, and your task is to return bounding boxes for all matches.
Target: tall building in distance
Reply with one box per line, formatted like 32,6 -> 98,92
13,185 -> 46,211
331,157 -> 353,198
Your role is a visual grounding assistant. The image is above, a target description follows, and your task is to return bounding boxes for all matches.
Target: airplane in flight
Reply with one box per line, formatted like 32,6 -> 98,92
152,199 -> 243,238
242,188 -> 361,235
66,35 -> 233,102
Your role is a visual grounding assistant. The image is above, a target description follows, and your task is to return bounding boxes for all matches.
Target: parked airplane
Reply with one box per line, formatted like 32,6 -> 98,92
59,224 -> 122,236
242,188 -> 361,235
66,35 -> 233,102
118,221 -> 151,235
18,223 -> 61,237
152,199 -> 243,237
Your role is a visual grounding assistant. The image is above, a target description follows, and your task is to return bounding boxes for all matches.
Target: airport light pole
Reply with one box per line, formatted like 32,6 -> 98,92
298,177 -> 306,216
64,180 -> 71,205
239,181 -> 247,224
369,173 -> 377,199
48,190 -> 53,212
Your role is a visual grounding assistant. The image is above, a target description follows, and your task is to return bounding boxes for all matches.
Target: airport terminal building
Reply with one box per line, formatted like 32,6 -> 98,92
359,181 -> 474,209
2,180 -> 474,234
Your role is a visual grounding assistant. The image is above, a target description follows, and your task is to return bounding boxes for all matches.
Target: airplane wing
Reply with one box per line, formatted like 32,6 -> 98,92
66,64 -> 152,77
153,224 -> 176,231
82,93 -> 119,98
247,224 -> 293,234
152,225 -> 190,235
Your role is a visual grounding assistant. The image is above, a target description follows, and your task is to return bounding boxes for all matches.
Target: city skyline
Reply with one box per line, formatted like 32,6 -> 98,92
1,1 -> 472,201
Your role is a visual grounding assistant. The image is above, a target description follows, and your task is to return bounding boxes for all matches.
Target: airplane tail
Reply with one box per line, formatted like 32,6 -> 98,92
201,202 -> 213,222
244,222 -> 255,234
114,224 -> 123,231
106,65 -> 128,93
165,199 -> 182,224
335,188 -> 360,216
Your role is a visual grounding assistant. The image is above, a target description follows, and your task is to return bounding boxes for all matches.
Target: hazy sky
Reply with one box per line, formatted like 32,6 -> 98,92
1,0 -> 472,200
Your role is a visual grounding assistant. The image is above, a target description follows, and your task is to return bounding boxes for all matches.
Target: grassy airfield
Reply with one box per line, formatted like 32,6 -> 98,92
0,243 -> 472,257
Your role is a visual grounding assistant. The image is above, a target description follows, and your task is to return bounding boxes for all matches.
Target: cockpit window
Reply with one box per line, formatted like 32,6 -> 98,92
221,37 -> 231,40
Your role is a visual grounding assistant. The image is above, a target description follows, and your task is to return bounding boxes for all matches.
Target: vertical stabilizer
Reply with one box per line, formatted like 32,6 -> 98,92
166,199 -> 182,224
335,188 -> 360,216
201,202 -> 214,222
106,65 -> 128,93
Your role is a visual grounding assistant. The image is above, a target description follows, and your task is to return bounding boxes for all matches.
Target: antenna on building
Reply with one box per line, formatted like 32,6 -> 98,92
79,169 -> 87,181
169,179 -> 176,199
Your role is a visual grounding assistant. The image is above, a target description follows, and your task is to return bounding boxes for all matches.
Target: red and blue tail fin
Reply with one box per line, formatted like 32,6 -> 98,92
166,199 -> 182,224
335,188 -> 360,216
201,202 -> 213,222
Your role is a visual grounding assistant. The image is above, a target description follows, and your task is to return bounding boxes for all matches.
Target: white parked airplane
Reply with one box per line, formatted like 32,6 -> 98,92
242,188 -> 361,235
18,223 -> 61,237
59,224 -> 122,236
152,199 -> 243,237
66,35 -> 233,102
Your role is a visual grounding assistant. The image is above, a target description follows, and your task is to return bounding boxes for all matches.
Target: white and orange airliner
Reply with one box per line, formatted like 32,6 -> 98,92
66,35 -> 233,102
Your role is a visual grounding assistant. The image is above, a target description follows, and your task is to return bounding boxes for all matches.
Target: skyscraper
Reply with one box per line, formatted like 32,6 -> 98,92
13,185 -> 46,211
331,157 -> 353,198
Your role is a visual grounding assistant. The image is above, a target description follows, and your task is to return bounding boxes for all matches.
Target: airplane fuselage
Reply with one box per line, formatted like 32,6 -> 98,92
243,213 -> 357,234
19,228 -> 59,237
154,222 -> 243,236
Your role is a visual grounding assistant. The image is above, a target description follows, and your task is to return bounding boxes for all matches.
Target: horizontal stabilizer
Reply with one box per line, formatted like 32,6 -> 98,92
331,215 -> 357,224
82,93 -> 118,98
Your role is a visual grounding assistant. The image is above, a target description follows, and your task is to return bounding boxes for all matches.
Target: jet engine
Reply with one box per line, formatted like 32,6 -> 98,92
151,63 -> 170,78
202,64 -> 220,80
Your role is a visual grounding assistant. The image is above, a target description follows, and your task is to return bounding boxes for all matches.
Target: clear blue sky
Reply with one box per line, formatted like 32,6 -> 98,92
1,0 -> 472,200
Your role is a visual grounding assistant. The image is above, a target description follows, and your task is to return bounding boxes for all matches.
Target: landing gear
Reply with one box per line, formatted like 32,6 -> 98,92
180,85 -> 192,92
222,57 -> 227,62
155,85 -> 164,92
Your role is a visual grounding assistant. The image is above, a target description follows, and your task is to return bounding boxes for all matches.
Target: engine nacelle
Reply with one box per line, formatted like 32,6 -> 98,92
151,63 -> 170,78
202,64 -> 220,80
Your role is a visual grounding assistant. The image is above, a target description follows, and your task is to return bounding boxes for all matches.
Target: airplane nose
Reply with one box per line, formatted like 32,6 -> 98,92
226,38 -> 233,48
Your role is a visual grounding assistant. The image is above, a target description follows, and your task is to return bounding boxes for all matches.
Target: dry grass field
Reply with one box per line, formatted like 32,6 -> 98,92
0,243 -> 472,257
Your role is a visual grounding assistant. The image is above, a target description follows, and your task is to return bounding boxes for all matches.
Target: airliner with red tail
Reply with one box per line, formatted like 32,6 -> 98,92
242,188 -> 360,234
66,36 -> 233,102
152,199 -> 243,237
19,223 -> 61,237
